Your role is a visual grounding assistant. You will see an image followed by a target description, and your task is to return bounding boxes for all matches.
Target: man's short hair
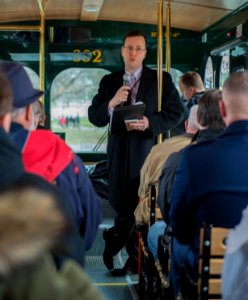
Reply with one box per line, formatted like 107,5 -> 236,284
0,73 -> 12,117
123,30 -> 147,48
180,71 -> 204,90
197,89 -> 225,130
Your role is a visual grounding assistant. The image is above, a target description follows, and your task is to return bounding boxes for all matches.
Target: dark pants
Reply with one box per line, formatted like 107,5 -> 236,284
106,176 -> 139,266
170,238 -> 197,298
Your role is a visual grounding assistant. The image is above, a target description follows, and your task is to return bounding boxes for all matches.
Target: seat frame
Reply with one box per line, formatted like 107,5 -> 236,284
138,184 -> 172,299
198,224 -> 228,300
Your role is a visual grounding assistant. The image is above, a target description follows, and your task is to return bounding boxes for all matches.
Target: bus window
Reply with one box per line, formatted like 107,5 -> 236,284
204,57 -> 214,89
50,68 -> 110,153
170,68 -> 183,92
219,53 -> 230,89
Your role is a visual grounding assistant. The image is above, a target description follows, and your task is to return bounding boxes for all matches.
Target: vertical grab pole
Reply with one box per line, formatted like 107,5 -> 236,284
165,1 -> 171,138
165,1 -> 171,73
37,0 -> 46,103
157,0 -> 163,144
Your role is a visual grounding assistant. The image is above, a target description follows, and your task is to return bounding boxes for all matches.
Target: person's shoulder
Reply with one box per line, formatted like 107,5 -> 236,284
184,138 -> 216,158
160,68 -> 172,79
140,65 -> 156,79
142,65 -> 169,75
150,140 -> 167,152
167,134 -> 192,144
145,68 -> 172,84
167,149 -> 182,162
162,69 -> 171,76
163,150 -> 183,171
156,135 -> 192,153
191,91 -> 205,104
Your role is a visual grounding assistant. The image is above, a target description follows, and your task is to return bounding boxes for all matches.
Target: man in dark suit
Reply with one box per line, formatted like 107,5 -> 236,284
169,71 -> 248,298
88,30 -> 185,275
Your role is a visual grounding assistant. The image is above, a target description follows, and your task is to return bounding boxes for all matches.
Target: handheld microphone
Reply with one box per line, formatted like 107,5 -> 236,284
121,73 -> 131,106
123,73 -> 131,86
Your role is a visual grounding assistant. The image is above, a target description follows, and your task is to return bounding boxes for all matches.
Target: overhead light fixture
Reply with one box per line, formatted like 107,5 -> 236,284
83,0 -> 101,13
83,4 -> 100,12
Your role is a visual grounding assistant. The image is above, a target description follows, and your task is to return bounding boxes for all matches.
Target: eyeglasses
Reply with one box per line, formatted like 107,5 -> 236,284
123,46 -> 146,53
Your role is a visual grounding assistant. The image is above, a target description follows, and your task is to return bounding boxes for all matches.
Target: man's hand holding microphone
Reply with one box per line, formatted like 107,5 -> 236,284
108,74 -> 131,110
108,73 -> 150,132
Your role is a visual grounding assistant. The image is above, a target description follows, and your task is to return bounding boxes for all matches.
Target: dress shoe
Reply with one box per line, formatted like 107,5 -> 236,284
103,229 -> 114,270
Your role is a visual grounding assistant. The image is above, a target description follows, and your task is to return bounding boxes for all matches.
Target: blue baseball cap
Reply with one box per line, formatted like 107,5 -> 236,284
0,61 -> 43,109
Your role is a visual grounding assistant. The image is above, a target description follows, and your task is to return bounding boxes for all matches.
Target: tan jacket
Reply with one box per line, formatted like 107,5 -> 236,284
135,135 -> 192,224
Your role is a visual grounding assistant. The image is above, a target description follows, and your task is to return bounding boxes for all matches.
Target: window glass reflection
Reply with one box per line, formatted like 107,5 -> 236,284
219,53 -> 230,89
204,57 -> 214,89
51,68 -> 110,153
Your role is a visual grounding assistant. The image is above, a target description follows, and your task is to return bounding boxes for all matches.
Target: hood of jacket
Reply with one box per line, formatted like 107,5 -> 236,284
0,187 -> 68,277
10,123 -> 74,182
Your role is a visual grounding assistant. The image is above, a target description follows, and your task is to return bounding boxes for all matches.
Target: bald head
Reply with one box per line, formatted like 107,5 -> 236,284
221,71 -> 248,126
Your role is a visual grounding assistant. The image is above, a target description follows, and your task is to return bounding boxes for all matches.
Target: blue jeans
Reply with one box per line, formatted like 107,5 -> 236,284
147,220 -> 167,259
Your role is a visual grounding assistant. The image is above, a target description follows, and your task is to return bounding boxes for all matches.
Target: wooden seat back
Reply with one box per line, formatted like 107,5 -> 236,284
199,224 -> 229,300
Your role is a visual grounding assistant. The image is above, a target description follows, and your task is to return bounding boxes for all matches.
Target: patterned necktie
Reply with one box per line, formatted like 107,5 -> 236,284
129,74 -> 136,105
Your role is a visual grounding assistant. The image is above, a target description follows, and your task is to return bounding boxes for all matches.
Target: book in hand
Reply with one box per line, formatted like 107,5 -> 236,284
124,119 -> 139,124
110,103 -> 145,134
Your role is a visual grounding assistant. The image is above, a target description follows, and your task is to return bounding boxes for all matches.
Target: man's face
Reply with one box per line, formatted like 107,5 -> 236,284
179,82 -> 193,101
121,36 -> 147,73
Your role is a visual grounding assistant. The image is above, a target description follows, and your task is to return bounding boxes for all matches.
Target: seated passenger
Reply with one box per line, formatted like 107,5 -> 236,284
148,89 -> 225,258
135,105 -> 199,225
169,72 -> 248,299
222,205 -> 248,300
0,69 -> 88,267
171,71 -> 205,136
179,71 -> 205,111
0,187 -> 105,300
159,89 -> 226,223
0,61 -> 102,264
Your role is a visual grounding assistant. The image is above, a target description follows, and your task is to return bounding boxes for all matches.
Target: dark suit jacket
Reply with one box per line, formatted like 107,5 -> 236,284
88,65 -> 185,210
169,120 -> 248,244
158,129 -> 224,224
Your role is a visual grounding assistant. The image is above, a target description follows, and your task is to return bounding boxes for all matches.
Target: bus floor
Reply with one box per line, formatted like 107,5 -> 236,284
85,200 -> 139,300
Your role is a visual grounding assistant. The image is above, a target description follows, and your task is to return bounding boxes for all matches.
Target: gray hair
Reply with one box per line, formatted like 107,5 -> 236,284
11,107 -> 25,121
32,100 -> 40,116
